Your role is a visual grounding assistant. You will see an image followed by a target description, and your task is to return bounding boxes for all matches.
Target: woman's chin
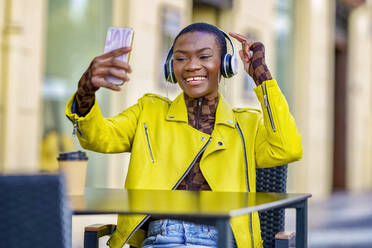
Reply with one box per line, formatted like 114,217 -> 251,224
183,89 -> 217,99
178,81 -> 218,99
185,92 -> 204,98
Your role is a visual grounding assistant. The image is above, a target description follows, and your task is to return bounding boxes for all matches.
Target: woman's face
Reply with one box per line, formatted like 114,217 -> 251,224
172,31 -> 221,99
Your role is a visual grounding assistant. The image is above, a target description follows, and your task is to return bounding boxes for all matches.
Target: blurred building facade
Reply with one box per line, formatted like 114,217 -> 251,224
1,0 -> 371,200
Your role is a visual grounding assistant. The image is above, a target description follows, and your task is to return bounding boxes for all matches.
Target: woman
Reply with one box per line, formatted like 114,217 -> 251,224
65,23 -> 302,248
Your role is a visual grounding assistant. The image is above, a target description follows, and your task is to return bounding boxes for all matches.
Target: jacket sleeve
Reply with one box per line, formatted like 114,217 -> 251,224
65,92 -> 141,153
253,79 -> 303,168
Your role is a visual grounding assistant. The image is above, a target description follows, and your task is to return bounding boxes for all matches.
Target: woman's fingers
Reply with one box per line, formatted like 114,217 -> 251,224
93,67 -> 130,81
229,32 -> 254,50
229,32 -> 254,44
239,50 -> 250,63
229,32 -> 246,42
230,32 -> 254,61
91,77 -> 122,91
93,58 -> 132,73
241,42 -> 250,61
108,68 -> 130,82
98,46 -> 132,60
102,81 -> 122,91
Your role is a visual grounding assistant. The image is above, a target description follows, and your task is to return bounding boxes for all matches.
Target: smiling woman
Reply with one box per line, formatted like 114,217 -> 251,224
65,22 -> 303,248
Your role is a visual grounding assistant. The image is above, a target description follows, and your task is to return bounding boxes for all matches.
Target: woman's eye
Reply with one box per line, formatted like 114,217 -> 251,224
175,58 -> 185,62
200,55 -> 211,60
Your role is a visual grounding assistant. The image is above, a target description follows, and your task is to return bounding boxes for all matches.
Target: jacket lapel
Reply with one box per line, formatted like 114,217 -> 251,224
202,93 -> 236,158
166,92 -> 236,126
165,93 -> 188,123
215,93 -> 236,128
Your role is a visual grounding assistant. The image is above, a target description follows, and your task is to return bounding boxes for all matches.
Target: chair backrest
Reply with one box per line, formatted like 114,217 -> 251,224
256,164 -> 288,248
0,174 -> 71,248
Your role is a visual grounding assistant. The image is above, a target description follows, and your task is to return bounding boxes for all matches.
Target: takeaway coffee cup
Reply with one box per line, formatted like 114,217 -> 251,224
57,151 -> 88,195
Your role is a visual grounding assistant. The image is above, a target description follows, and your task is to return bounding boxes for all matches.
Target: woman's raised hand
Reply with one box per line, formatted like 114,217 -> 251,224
75,47 -> 132,115
78,46 -> 132,93
229,32 -> 272,86
229,32 -> 254,74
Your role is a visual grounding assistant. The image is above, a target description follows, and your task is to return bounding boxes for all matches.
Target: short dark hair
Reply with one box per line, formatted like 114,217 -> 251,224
173,22 -> 227,60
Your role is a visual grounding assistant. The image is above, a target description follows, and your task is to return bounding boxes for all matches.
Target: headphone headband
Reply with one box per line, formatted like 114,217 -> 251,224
220,30 -> 236,57
164,28 -> 238,83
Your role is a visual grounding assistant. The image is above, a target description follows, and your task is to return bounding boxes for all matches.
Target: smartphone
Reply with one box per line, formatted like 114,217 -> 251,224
104,27 -> 134,85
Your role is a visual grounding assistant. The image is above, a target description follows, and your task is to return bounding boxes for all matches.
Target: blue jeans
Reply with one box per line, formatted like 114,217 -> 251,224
142,219 -> 237,248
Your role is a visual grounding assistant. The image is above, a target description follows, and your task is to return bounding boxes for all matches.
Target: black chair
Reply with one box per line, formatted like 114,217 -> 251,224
0,174 -> 72,248
256,164 -> 292,248
84,165 -> 292,248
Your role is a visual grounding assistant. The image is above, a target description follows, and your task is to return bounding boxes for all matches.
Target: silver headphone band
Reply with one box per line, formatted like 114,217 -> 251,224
219,30 -> 236,58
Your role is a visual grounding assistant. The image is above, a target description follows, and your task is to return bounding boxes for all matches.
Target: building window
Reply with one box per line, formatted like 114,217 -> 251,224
275,0 -> 294,104
157,5 -> 181,95
42,0 -> 112,174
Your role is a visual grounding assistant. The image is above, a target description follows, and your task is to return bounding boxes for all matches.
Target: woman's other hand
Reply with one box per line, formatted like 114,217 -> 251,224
229,32 -> 272,86
78,46 -> 132,94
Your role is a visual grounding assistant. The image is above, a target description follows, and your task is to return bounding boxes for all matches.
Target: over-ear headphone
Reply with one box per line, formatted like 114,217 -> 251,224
163,29 -> 238,84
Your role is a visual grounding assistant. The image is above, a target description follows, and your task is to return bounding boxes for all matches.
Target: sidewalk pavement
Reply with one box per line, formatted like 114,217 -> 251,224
308,192 -> 372,248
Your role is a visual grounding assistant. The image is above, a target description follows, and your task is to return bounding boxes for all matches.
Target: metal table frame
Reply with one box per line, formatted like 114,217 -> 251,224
212,198 -> 308,248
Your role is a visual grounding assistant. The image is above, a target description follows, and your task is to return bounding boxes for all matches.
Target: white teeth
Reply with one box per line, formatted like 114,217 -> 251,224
186,77 -> 206,82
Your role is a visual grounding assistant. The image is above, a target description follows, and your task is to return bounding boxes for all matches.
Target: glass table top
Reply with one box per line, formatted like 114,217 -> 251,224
71,188 -> 311,218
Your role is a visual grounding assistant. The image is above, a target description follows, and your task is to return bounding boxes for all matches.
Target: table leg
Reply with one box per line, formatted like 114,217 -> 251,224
216,218 -> 232,248
296,199 -> 308,248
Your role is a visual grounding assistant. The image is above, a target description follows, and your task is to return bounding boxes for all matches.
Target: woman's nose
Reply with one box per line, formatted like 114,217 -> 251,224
185,57 -> 202,71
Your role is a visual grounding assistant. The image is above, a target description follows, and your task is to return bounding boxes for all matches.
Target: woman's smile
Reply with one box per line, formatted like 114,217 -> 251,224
184,76 -> 207,86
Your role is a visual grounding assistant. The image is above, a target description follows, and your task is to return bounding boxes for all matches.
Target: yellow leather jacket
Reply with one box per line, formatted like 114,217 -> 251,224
65,79 -> 303,248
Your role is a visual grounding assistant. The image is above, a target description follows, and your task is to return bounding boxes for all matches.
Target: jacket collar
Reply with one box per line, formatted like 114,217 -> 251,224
166,92 -> 236,128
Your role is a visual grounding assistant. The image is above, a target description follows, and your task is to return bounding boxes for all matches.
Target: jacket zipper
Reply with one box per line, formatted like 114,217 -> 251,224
236,122 -> 255,248
144,123 -> 155,163
122,137 -> 212,245
121,215 -> 151,246
236,123 -> 250,192
172,137 -> 211,189
262,82 -> 276,132
195,98 -> 202,130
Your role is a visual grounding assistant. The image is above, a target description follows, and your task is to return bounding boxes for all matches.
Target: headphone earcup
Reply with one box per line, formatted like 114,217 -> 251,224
230,53 -> 238,75
164,58 -> 177,83
163,59 -> 170,82
221,53 -> 238,78
221,54 -> 232,78
168,59 -> 177,84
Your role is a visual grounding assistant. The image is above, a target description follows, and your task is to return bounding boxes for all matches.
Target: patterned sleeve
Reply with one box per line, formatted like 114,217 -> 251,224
248,42 -> 272,86
75,70 -> 99,116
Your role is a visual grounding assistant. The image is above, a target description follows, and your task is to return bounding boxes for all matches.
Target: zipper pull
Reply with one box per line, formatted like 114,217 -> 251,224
72,126 -> 76,137
262,83 -> 268,107
264,94 -> 269,107
261,82 -> 276,132
72,120 -> 83,137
